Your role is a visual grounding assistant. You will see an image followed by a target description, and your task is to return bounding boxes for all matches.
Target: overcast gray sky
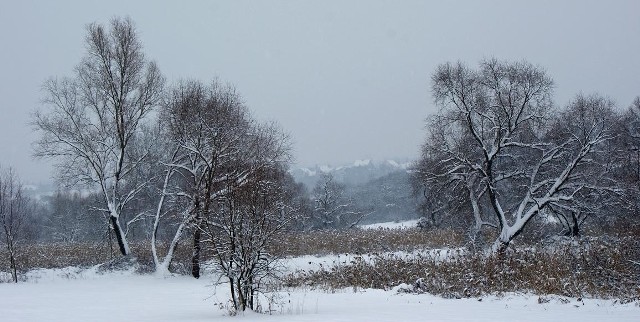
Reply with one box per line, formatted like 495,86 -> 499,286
1,0 -> 639,183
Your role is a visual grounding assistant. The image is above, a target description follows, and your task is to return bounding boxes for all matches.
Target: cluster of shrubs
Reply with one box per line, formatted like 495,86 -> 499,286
283,235 -> 640,301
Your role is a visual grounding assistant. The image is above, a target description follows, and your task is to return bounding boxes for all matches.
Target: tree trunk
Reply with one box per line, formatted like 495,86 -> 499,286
191,223 -> 201,279
192,194 -> 206,279
152,165 -> 175,272
237,279 -> 246,311
227,277 -> 240,313
10,252 -> 17,283
7,241 -> 17,283
492,226 -> 517,254
570,212 -> 580,237
248,277 -> 255,311
154,219 -> 188,275
492,239 -> 510,255
110,216 -> 130,256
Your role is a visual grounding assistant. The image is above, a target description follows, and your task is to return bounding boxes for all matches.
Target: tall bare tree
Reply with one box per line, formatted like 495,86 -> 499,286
33,17 -> 164,255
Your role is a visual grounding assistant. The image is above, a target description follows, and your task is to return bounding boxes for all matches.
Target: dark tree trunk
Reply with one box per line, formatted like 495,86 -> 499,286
495,240 -> 509,257
191,222 -> 201,279
110,216 -> 129,256
570,212 -> 580,237
10,252 -> 17,283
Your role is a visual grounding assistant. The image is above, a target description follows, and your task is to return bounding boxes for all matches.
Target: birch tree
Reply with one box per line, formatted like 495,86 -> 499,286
33,17 -> 164,255
148,144 -> 185,275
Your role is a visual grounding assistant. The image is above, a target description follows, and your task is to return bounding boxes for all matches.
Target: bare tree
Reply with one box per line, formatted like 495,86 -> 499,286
617,96 -> 640,220
412,112 -> 493,237
0,167 -> 31,283
44,191 -> 88,243
159,79 -> 265,278
422,59 -> 615,252
543,94 -> 621,237
311,173 -> 367,230
33,17 -> 164,256
201,122 -> 295,313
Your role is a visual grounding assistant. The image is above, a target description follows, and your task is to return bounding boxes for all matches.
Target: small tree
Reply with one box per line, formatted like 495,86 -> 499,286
146,121 -> 192,275
412,113 -> 491,236
0,167 -> 31,283
201,121 -> 294,312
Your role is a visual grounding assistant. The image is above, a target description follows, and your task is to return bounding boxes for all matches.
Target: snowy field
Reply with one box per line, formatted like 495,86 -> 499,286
0,265 -> 637,321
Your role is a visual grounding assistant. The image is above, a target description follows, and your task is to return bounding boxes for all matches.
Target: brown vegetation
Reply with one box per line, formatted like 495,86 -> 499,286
271,228 -> 466,257
283,235 -> 640,301
3,227 -> 638,301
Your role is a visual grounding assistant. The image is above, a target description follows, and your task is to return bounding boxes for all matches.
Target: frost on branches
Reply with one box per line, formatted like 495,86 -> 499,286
414,59 -> 618,251
33,17 -> 164,256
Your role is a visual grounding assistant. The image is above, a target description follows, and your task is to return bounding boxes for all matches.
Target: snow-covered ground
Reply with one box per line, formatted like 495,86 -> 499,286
0,267 -> 637,322
360,219 -> 419,230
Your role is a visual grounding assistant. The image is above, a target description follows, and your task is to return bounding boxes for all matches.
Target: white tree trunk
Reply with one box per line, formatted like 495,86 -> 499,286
154,220 -> 188,276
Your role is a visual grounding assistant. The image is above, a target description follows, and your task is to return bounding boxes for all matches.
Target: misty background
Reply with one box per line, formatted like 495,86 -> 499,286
1,0 -> 639,183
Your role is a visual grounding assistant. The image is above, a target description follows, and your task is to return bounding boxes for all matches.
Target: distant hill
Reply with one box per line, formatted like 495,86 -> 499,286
290,159 -> 421,224
22,182 -> 57,201
289,159 -> 412,188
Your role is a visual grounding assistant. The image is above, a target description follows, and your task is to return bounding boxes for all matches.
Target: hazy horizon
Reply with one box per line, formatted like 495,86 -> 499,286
1,0 -> 639,183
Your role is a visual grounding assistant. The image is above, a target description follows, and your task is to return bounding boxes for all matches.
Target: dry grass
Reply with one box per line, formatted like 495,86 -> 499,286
3,227 -> 639,301
0,241 -> 194,274
283,236 -> 640,300
0,228 -> 463,274
270,228 -> 466,257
